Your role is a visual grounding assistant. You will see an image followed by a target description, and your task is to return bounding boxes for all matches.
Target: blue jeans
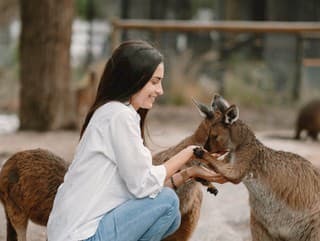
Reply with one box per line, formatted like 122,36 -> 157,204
84,187 -> 181,241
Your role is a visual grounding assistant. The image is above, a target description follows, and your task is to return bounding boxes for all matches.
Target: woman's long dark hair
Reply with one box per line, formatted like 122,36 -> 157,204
80,40 -> 163,140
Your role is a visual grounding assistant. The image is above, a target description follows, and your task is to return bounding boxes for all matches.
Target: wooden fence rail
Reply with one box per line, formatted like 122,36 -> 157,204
111,19 -> 320,49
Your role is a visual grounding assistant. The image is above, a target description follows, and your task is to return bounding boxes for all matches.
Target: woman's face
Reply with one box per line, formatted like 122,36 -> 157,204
131,62 -> 164,110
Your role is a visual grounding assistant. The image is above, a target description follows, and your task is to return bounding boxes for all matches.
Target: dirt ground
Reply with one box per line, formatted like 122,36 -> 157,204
0,105 -> 319,241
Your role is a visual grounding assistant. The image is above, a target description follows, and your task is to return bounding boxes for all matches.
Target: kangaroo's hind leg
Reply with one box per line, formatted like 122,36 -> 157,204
5,203 -> 28,241
5,209 -> 17,241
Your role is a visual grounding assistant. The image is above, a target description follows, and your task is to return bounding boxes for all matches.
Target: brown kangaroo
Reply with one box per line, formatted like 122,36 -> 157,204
295,99 -> 320,141
0,149 -> 68,241
76,71 -> 100,128
194,94 -> 320,241
0,99 -> 220,241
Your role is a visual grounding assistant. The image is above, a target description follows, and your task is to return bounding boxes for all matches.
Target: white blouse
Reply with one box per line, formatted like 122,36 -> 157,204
47,101 -> 166,241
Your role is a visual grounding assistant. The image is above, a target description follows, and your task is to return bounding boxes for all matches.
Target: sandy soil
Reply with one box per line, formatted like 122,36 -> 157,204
0,106 -> 319,241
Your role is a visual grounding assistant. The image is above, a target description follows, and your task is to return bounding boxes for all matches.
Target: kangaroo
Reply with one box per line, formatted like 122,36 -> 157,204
295,99 -> 320,141
0,99 -> 221,241
76,61 -> 104,128
76,71 -> 100,128
0,149 -> 68,241
194,94 -> 320,241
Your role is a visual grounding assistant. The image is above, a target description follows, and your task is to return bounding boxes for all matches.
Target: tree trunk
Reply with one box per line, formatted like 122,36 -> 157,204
19,0 -> 75,130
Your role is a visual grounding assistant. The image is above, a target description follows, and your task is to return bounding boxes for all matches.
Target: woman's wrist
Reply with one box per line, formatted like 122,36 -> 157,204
170,176 -> 178,190
168,167 -> 194,190
183,146 -> 194,158
180,167 -> 193,181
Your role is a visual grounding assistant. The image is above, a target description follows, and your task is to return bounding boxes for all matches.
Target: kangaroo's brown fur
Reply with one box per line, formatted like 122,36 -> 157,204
76,72 -> 99,128
76,61 -> 104,128
0,101 -> 218,241
0,149 -> 68,241
295,99 -> 320,141
197,95 -> 320,241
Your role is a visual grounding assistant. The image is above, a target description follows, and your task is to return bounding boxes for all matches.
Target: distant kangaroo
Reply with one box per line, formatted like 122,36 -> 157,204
295,99 -> 320,141
194,94 -> 320,241
0,98 -> 222,241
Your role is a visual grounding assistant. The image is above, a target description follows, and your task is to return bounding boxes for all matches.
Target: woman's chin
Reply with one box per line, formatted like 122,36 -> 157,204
144,103 -> 153,109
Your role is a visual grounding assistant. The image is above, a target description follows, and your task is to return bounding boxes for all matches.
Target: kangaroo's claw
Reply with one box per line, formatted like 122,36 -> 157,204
207,186 -> 218,196
193,147 -> 205,158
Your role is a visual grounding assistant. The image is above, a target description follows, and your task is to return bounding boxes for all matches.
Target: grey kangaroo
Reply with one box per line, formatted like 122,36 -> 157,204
194,94 -> 320,241
295,99 -> 320,141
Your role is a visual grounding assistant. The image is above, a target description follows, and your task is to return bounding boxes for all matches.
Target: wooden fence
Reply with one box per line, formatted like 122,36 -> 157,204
111,19 -> 320,48
111,19 -> 320,100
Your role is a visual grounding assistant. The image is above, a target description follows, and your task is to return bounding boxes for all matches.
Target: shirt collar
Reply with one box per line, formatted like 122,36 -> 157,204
123,101 -> 140,120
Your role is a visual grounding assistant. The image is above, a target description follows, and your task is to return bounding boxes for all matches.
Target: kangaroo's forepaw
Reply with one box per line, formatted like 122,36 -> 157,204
193,147 -> 204,158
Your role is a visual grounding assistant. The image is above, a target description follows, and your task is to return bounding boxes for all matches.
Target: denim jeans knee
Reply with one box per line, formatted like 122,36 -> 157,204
158,187 -> 180,211
138,187 -> 181,241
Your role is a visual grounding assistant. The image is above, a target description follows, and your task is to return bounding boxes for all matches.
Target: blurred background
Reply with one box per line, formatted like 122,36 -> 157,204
0,0 -> 319,133
0,1 -> 320,240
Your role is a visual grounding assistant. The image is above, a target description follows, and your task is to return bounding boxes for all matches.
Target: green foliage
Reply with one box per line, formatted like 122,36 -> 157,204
75,0 -> 108,19
224,57 -> 295,108
75,0 -> 88,19
193,0 -> 216,9
165,93 -> 186,106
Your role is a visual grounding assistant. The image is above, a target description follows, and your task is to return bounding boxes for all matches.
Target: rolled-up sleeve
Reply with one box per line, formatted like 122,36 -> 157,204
109,110 -> 166,198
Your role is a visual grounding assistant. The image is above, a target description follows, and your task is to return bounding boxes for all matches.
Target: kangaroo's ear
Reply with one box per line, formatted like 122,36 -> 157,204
192,98 -> 213,119
211,94 -> 230,112
224,105 -> 239,124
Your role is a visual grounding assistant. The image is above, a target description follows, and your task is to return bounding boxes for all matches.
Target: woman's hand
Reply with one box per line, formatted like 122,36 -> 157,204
189,165 -> 228,184
163,145 -> 203,179
183,145 -> 203,162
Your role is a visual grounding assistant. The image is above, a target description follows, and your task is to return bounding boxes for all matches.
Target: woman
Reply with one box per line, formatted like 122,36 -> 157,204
47,40 -> 226,241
